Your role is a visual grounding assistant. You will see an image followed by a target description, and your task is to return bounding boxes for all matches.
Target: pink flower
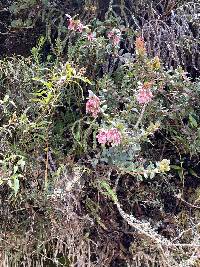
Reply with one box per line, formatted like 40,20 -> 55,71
113,35 -> 120,46
77,22 -> 84,32
107,31 -> 114,39
68,18 -> 76,31
96,128 -> 122,146
96,129 -> 108,145
136,88 -> 153,104
108,29 -> 121,46
66,15 -> 84,33
87,32 -> 95,42
107,128 -> 122,146
86,94 -> 100,118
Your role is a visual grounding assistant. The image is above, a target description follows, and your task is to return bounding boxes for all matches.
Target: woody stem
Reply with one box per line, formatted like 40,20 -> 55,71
135,104 -> 146,129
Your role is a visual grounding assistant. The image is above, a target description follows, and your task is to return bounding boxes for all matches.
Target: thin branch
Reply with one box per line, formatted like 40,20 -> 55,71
135,104 -> 146,129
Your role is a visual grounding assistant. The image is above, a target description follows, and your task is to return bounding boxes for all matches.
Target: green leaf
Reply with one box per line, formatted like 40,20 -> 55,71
13,165 -> 18,174
150,172 -> 155,179
45,92 -> 53,104
34,90 -> 48,96
189,168 -> 200,179
13,176 -> 20,196
100,181 -> 117,203
189,114 -> 198,128
3,95 -> 9,102
66,63 -> 74,80
11,19 -> 23,28
78,76 -> 92,85
18,159 -> 26,171
101,105 -> 108,112
170,165 -> 183,170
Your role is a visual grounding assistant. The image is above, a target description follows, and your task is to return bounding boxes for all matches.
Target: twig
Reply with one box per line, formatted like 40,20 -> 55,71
135,104 -> 146,129
115,199 -> 200,249
44,141 -> 49,190
176,194 -> 200,209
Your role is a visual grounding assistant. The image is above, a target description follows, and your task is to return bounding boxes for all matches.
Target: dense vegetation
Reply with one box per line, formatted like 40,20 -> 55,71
0,1 -> 200,266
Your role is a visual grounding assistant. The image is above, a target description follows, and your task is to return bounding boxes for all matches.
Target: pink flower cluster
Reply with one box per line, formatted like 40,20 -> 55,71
86,94 -> 100,118
136,82 -> 153,104
107,29 -> 121,46
66,14 -> 96,42
66,14 -> 84,33
87,32 -> 95,42
97,128 -> 122,147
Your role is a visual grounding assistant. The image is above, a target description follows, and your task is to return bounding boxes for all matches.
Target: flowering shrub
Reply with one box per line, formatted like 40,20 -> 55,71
47,13 -> 200,184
